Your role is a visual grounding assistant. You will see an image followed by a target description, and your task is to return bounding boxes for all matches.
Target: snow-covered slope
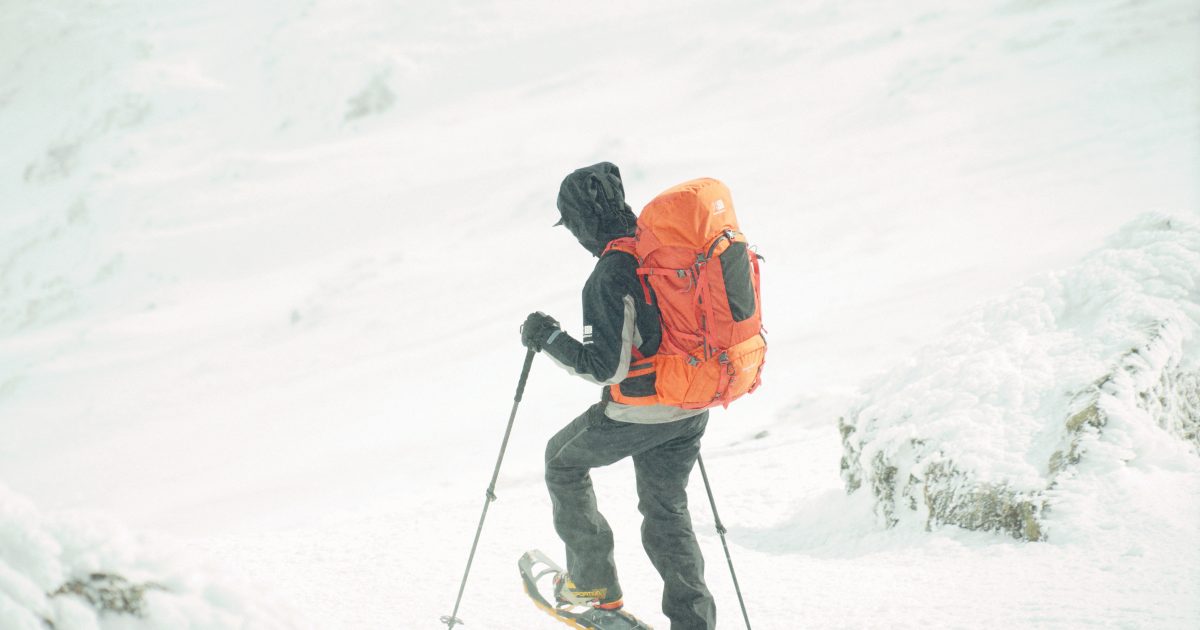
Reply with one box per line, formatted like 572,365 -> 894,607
2,0 -> 1198,628
840,215 -> 1200,540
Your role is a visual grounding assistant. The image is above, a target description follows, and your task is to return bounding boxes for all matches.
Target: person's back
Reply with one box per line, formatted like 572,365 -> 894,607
520,162 -> 717,630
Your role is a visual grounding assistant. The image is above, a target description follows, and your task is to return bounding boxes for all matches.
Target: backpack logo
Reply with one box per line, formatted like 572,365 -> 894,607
712,199 -> 726,214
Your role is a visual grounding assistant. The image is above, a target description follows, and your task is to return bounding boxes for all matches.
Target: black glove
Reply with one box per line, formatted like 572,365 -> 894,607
520,311 -> 561,352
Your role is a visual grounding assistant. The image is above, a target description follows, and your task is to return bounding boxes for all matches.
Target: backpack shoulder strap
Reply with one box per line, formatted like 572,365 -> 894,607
602,236 -> 657,334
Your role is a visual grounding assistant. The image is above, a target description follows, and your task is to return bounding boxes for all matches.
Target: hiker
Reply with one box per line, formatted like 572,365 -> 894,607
520,162 -> 718,630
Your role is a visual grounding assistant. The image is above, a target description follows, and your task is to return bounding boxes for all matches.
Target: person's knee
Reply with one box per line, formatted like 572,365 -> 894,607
544,406 -> 598,468
544,422 -> 576,470
545,453 -> 567,488
545,439 -> 586,490
637,488 -> 689,518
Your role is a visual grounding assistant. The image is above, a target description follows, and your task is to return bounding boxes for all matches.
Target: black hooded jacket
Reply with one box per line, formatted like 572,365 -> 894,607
542,163 -> 703,424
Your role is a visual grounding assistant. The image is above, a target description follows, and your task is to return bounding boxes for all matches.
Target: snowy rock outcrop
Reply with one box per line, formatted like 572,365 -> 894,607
839,214 -> 1200,541
0,484 -> 298,630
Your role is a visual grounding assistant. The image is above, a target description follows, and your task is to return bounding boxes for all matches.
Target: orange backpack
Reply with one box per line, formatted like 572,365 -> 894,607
606,178 -> 766,410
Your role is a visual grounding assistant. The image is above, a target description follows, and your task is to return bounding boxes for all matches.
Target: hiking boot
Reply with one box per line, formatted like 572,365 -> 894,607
552,573 -> 623,610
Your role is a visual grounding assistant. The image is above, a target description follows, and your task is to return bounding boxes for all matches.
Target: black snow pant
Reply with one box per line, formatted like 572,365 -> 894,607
544,402 -> 716,630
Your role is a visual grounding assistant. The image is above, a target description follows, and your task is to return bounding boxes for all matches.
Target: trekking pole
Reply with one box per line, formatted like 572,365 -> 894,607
697,453 -> 752,630
441,348 -> 536,629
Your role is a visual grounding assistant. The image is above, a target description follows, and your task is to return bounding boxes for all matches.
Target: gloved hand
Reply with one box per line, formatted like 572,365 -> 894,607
520,311 -> 561,352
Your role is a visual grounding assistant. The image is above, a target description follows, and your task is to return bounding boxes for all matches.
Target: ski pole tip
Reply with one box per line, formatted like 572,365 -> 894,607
440,614 -> 464,627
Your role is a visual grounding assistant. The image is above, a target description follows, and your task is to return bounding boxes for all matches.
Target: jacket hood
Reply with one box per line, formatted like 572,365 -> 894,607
555,162 -> 637,256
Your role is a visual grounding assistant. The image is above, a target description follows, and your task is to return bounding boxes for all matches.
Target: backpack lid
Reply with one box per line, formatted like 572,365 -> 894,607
638,178 -> 740,252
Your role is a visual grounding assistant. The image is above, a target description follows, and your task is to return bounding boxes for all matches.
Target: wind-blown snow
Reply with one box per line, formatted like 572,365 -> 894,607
2,0 -> 1198,628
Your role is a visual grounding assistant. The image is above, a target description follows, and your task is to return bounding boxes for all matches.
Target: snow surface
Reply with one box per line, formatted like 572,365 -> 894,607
1,0 -> 1198,628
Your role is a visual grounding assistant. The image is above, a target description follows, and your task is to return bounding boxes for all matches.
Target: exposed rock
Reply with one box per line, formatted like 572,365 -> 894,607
345,73 -> 396,121
49,572 -> 166,619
